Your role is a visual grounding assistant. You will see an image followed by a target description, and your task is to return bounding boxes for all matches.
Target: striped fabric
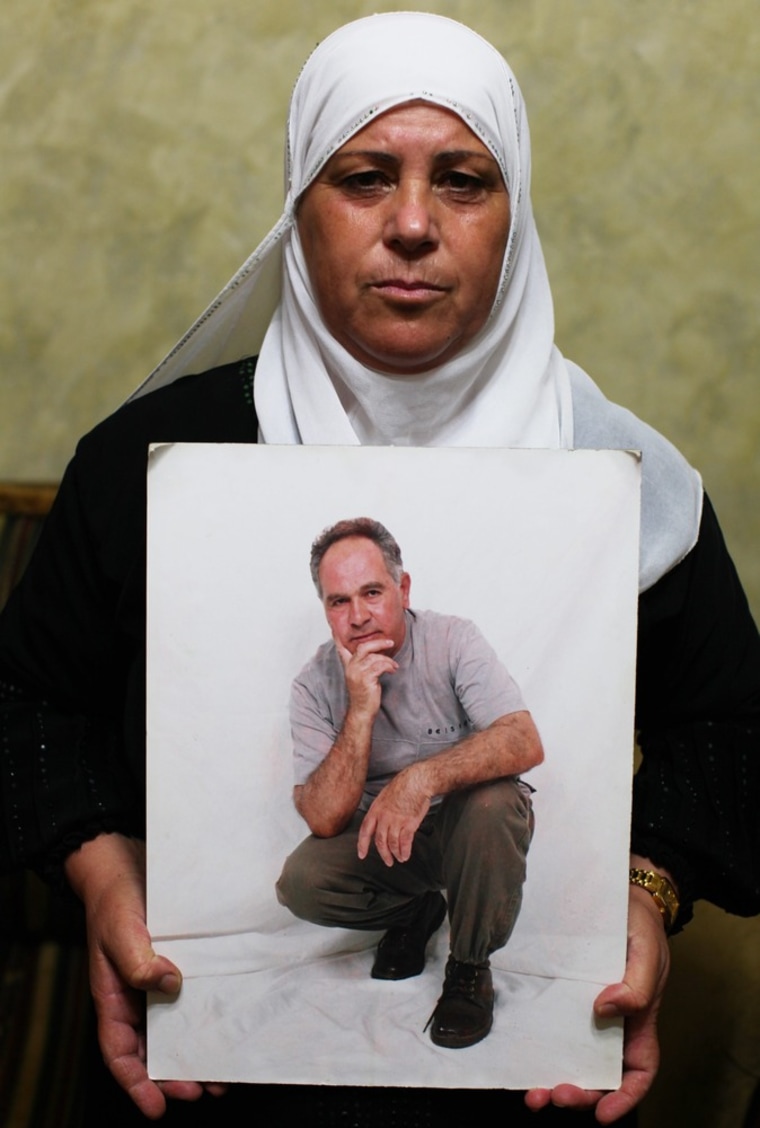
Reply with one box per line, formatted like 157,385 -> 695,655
0,941 -> 88,1128
0,485 -> 89,1128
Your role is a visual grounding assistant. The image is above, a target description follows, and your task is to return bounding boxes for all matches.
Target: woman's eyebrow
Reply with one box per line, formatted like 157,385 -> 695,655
333,148 -> 494,162
329,150 -> 399,167
432,149 -> 498,165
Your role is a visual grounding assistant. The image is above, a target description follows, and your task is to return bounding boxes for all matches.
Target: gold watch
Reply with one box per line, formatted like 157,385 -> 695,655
629,868 -> 679,932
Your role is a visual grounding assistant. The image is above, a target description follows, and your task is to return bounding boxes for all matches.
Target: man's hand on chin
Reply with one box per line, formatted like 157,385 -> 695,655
335,635 -> 399,717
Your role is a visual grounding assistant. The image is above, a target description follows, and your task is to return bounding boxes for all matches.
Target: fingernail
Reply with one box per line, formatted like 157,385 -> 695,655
596,1002 -> 620,1018
159,972 -> 182,995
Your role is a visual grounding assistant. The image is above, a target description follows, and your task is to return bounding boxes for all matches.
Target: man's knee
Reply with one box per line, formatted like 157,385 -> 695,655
276,824 -> 365,923
441,778 -> 534,856
276,839 -> 322,920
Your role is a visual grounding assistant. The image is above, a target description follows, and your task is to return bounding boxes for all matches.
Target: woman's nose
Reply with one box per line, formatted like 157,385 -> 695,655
383,179 -> 439,253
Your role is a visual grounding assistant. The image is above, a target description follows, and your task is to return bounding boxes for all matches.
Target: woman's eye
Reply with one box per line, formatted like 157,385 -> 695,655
340,171 -> 389,194
439,171 -> 486,198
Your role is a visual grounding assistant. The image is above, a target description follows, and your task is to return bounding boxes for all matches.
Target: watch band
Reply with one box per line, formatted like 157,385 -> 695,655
629,867 -> 679,932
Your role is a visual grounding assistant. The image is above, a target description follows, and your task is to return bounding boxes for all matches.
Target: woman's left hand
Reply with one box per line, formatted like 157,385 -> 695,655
65,832 -> 227,1118
524,875 -> 671,1123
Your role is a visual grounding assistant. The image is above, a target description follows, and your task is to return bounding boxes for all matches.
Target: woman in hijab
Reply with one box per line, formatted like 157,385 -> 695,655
1,12 -> 758,1126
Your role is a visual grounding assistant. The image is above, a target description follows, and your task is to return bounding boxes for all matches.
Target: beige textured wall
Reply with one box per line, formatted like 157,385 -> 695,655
2,2 -> 758,609
1,2 -> 758,1122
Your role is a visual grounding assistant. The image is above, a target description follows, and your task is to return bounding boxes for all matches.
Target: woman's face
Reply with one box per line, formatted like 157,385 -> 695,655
297,102 -> 511,374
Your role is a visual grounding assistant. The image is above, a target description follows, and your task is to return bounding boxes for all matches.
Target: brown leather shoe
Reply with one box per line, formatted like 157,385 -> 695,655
427,956 -> 494,1048
371,891 -> 447,980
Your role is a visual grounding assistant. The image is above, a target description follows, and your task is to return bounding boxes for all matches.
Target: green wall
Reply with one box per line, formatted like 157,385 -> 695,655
1,3 -> 759,1123
2,0 -> 758,611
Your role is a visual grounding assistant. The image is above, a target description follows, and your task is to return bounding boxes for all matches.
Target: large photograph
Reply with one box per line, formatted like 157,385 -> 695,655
146,443 -> 640,1089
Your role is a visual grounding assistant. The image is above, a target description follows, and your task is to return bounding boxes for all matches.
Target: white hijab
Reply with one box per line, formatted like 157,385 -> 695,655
131,12 -> 701,587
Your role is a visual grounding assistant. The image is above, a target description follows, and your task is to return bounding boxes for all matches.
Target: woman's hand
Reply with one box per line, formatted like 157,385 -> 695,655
65,832 -> 225,1118
525,866 -> 671,1123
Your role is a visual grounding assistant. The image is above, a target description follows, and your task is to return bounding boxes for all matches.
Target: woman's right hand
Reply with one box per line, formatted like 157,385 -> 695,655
65,832 -> 225,1118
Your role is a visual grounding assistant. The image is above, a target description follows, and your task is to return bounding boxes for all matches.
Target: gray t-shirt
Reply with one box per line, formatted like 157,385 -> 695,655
290,609 -> 525,809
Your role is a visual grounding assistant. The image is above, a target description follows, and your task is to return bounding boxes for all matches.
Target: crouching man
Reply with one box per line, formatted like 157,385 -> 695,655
276,517 -> 543,1048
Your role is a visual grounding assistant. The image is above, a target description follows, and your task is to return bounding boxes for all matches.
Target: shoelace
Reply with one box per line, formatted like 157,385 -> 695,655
423,962 -> 483,1030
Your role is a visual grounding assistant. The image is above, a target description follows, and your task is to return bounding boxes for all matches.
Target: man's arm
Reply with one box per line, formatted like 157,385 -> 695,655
294,635 -> 398,837
357,710 -> 543,866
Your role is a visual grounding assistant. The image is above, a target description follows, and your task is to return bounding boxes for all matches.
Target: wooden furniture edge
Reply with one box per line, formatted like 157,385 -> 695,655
0,483 -> 58,517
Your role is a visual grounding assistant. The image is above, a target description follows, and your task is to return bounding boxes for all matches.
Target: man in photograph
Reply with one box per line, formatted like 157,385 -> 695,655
276,517 -> 543,1048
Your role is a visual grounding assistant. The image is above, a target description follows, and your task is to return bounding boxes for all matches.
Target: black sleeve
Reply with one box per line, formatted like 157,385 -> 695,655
632,493 -> 760,927
0,361 -> 258,876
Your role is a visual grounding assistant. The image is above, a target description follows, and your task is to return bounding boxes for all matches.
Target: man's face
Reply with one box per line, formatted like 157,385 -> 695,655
319,536 -> 411,656
297,102 -> 511,375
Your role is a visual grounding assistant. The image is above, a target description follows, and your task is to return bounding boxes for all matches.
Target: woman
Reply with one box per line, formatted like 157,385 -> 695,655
1,12 -> 758,1125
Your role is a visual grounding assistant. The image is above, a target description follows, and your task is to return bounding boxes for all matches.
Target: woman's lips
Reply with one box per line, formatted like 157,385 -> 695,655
371,279 -> 447,301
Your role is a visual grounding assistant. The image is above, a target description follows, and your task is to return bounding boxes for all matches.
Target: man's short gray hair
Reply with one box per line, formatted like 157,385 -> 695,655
310,517 -> 404,597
